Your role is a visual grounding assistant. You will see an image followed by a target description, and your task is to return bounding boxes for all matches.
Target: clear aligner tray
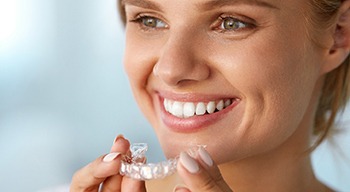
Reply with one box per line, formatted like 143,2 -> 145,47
120,143 -> 204,180
119,143 -> 178,180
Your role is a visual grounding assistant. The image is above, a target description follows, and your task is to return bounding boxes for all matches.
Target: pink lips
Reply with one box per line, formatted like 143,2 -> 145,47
158,94 -> 240,133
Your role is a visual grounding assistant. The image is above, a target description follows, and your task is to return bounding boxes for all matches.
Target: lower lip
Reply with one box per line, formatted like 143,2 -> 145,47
159,97 -> 240,133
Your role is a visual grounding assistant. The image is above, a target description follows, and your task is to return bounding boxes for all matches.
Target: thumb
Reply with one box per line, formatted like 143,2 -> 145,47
176,147 -> 232,192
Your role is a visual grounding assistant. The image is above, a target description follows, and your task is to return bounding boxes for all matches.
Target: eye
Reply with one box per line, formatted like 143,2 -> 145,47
130,15 -> 168,29
220,17 -> 249,31
141,16 -> 167,28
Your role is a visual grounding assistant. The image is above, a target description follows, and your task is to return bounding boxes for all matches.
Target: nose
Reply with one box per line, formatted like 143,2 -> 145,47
153,31 -> 210,87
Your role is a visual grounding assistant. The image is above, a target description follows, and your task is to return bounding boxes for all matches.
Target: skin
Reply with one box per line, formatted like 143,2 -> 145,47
70,0 -> 350,191
124,0 -> 321,162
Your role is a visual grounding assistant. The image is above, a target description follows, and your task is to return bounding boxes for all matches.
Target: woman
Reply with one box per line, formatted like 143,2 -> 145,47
71,0 -> 350,191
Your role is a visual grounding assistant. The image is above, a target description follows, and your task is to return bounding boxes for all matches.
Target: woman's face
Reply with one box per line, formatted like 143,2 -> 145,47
123,0 -> 328,163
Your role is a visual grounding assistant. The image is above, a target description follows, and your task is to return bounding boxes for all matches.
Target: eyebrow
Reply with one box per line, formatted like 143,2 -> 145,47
121,0 -> 163,12
121,0 -> 279,12
197,0 -> 279,11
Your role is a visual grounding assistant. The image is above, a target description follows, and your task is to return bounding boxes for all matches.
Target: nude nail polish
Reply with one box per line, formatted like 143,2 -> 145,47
103,152 -> 120,162
180,152 -> 199,174
174,184 -> 191,192
113,134 -> 124,144
199,147 -> 213,167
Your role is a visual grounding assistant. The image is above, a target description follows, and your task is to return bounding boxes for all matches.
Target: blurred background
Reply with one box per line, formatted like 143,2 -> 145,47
0,0 -> 349,191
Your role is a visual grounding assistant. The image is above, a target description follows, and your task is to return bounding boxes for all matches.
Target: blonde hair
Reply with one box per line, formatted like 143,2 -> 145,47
117,0 -> 350,148
308,0 -> 350,148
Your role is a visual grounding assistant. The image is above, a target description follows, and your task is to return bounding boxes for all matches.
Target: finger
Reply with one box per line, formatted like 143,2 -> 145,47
100,135 -> 132,192
197,147 -> 231,190
71,136 -> 130,192
100,175 -> 123,192
119,155 -> 147,192
173,185 -> 192,192
121,177 -> 147,192
110,134 -> 130,153
101,136 -> 147,192
177,152 -> 222,192
177,148 -> 232,192
71,152 -> 123,192
103,177 -> 146,192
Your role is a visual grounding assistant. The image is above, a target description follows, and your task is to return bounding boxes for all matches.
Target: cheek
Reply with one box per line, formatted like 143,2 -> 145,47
124,28 -> 164,96
208,27 -> 319,152
124,34 -> 153,86
123,28 -> 165,125
123,25 -> 176,77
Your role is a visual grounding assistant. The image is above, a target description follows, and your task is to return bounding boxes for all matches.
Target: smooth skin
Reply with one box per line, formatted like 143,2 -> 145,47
71,0 -> 350,191
70,136 -> 146,192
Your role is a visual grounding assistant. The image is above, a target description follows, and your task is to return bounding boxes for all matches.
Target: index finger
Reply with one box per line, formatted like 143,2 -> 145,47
70,137 -> 130,191
176,147 -> 232,192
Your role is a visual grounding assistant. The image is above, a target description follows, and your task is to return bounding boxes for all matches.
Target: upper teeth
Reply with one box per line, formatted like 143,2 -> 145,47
163,99 -> 232,118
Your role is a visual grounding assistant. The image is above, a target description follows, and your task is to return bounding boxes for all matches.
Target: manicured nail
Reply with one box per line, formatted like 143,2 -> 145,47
180,152 -> 199,174
173,184 -> 190,192
198,147 -> 213,167
113,134 -> 124,144
103,152 -> 120,162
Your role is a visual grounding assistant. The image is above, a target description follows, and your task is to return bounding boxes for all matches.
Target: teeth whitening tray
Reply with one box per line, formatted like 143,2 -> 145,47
120,143 -> 202,180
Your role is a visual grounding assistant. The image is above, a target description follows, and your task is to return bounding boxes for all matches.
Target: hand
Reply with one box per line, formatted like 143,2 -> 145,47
175,147 -> 233,192
70,135 -> 146,192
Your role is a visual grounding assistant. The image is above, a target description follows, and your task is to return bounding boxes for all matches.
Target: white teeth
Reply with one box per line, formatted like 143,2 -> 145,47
224,99 -> 232,107
164,99 -> 172,112
172,101 -> 184,118
164,98 -> 234,118
183,102 -> 195,118
164,99 -> 169,112
196,102 -> 206,116
216,100 -> 224,111
207,101 -> 216,114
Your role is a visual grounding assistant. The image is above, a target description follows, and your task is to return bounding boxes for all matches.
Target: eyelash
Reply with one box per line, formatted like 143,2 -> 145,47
129,14 -> 168,31
214,15 -> 255,33
129,14 -> 256,33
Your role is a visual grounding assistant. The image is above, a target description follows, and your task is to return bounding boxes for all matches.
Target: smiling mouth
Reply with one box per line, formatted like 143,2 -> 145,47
163,98 -> 237,118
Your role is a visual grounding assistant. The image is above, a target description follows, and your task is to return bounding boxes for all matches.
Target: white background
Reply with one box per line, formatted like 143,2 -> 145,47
0,0 -> 349,191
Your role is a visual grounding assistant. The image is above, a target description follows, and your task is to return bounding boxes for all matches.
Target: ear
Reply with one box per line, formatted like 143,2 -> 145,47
322,0 -> 350,74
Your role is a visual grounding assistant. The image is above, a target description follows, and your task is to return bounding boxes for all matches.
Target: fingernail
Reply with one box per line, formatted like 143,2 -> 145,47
173,184 -> 190,192
180,152 -> 199,174
198,147 -> 213,167
103,152 -> 121,162
113,134 -> 124,144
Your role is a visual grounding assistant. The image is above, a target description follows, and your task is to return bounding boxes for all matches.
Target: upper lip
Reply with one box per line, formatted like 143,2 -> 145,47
156,90 -> 241,102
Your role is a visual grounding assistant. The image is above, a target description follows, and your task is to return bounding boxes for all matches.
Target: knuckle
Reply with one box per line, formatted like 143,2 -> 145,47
200,176 -> 217,191
71,169 -> 84,183
210,168 -> 226,184
213,174 -> 225,183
